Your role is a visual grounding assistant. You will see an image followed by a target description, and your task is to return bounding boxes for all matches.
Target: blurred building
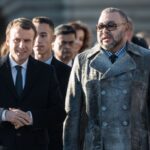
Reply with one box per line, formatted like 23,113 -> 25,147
0,0 -> 150,44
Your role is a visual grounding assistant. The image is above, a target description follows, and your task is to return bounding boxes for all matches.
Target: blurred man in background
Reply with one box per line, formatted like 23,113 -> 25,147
32,16 -> 71,150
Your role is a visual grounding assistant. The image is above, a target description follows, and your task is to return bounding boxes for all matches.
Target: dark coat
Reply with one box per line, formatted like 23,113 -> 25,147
0,55 -> 66,150
63,43 -> 150,150
48,56 -> 71,150
51,56 -> 71,103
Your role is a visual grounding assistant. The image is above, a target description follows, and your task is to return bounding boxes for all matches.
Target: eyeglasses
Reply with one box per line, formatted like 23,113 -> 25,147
96,22 -> 126,31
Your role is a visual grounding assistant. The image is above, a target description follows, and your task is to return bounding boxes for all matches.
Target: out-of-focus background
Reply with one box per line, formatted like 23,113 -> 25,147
0,0 -> 150,45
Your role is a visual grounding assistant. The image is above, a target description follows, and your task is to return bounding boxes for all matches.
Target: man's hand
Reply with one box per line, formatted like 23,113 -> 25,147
5,108 -> 32,129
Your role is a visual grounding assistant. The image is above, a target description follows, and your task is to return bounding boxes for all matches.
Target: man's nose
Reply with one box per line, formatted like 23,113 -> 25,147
19,41 -> 25,48
65,43 -> 71,48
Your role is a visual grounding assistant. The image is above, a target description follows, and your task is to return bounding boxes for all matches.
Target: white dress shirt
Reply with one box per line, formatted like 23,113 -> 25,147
44,56 -> 53,65
9,54 -> 28,88
2,55 -> 33,124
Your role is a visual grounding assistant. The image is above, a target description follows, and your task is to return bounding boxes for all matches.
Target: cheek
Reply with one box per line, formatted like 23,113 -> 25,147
49,37 -> 54,43
54,42 -> 61,49
79,40 -> 84,47
52,43 -> 56,51
114,31 -> 124,40
10,43 -> 17,52
97,32 -> 101,43
57,44 -> 62,50
76,40 -> 83,48
9,40 -> 15,47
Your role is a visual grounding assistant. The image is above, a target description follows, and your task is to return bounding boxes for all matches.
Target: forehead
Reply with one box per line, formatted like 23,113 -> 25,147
98,12 -> 125,23
34,23 -> 53,33
56,34 -> 76,41
9,26 -> 35,39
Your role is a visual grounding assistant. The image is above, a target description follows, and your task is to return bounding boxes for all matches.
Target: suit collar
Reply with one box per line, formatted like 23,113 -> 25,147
126,42 -> 141,56
89,43 -> 137,79
51,56 -> 57,65
44,55 -> 53,65
22,56 -> 42,98
87,44 -> 101,59
9,54 -> 28,69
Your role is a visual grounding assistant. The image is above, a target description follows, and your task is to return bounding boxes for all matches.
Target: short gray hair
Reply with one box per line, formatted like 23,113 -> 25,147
101,7 -> 128,22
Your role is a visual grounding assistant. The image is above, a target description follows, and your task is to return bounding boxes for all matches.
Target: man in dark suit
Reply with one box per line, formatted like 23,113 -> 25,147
32,16 -> 71,150
0,17 -> 66,150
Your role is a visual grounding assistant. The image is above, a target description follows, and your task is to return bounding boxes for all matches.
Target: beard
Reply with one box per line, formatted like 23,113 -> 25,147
101,32 -> 125,51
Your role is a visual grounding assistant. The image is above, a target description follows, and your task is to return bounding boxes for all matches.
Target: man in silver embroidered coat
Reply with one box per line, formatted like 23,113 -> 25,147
63,7 -> 150,150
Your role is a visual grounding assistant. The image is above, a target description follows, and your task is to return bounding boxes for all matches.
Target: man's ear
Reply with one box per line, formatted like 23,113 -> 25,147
5,37 -> 9,47
125,22 -> 130,31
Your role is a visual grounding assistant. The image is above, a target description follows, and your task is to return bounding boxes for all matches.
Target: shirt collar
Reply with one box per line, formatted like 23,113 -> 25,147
44,56 -> 53,65
102,44 -> 126,58
9,54 -> 28,69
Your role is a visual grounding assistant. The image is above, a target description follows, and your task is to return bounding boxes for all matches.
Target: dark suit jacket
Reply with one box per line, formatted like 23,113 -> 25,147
0,55 -> 66,150
51,56 -> 71,103
48,56 -> 71,150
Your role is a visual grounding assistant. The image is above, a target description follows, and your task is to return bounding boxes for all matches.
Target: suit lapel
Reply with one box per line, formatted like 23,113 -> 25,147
51,56 -> 58,67
90,50 -> 112,75
22,57 -> 41,99
101,53 -> 136,79
0,55 -> 18,99
90,47 -> 136,80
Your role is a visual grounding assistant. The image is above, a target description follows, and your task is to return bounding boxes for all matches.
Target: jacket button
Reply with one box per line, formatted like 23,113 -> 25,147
122,89 -> 127,94
102,122 -> 108,127
101,90 -> 106,95
101,106 -> 107,111
122,121 -> 128,126
122,105 -> 128,110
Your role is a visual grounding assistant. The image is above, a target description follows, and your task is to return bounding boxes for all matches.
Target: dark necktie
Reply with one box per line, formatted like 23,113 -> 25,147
15,65 -> 23,97
109,54 -> 118,63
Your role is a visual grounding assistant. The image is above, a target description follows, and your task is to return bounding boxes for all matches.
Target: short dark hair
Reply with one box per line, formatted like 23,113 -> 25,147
54,24 -> 76,37
32,16 -> 54,31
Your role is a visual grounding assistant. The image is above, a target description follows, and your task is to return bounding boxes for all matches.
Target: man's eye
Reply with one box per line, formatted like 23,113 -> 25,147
98,25 -> 105,29
41,34 -> 47,38
107,23 -> 117,28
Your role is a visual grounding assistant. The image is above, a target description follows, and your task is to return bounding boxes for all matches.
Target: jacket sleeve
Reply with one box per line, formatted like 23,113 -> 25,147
63,55 -> 84,150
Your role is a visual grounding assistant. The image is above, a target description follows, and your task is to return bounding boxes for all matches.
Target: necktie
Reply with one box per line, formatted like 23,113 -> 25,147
109,54 -> 118,63
15,65 -> 23,97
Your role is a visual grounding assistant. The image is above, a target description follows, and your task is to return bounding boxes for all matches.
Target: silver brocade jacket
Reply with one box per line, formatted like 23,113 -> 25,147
63,42 -> 150,150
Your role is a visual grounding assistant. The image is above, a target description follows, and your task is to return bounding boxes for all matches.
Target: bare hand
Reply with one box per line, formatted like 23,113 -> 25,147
5,108 -> 32,129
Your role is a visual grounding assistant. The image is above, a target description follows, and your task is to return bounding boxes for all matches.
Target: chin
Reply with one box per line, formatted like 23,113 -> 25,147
103,44 -> 112,50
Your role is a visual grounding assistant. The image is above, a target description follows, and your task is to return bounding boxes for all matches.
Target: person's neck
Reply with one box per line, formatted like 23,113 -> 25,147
35,52 -> 52,62
54,55 -> 69,64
